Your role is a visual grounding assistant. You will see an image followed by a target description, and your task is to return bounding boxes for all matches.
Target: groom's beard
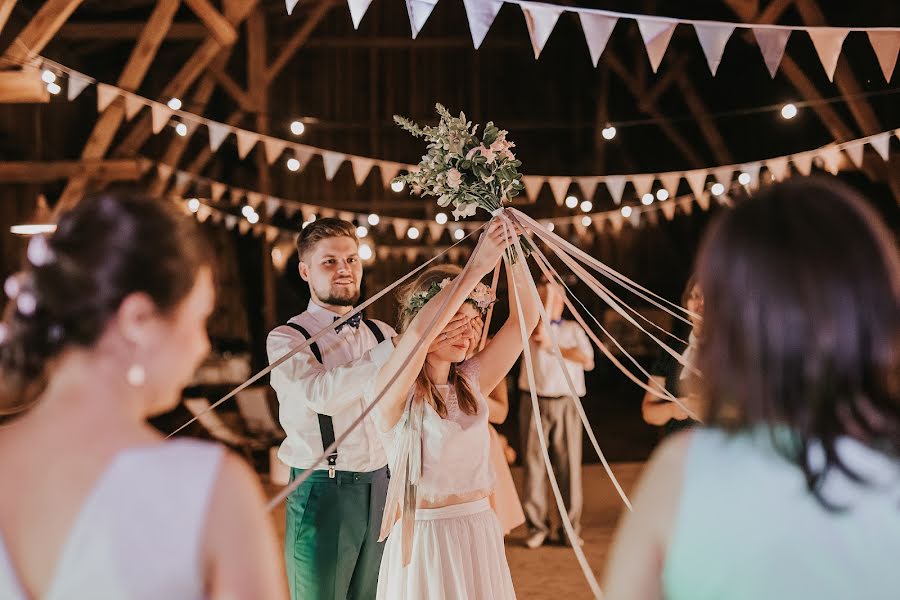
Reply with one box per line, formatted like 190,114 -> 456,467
315,283 -> 361,307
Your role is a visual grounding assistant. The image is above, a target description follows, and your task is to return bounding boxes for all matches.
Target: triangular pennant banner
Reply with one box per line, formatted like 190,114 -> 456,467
235,130 -> 258,159
867,31 -> 900,82
67,75 -> 91,101
392,218 -> 408,239
547,176 -> 571,206
844,141 -> 865,168
630,173 -> 655,198
123,93 -> 144,120
694,23 -> 735,75
636,18 -> 676,73
609,213 -> 623,233
295,148 -> 315,172
684,170 -> 708,198
869,132 -> 891,161
405,248 -> 418,263
644,209 -> 659,226
211,181 -> 227,203
350,157 -> 376,186
659,172 -> 681,198
426,222 -> 443,241
224,215 -> 238,230
696,193 -> 711,211
265,197 -> 280,218
96,83 -> 119,112
379,161 -> 403,188
712,166 -> 733,186
263,137 -> 288,164
522,175 -> 545,201
591,214 -> 605,229
753,27 -> 792,78
266,226 -> 280,243
578,13 -> 617,67
818,145 -> 843,175
681,197 -> 694,215
740,162 -> 762,189
207,122 -> 231,151
604,175 -> 626,205
239,220 -> 251,235
792,153 -> 814,176
150,102 -> 173,134
405,0 -> 439,40
322,152 -> 347,181
521,2 -> 563,59
246,191 -> 263,209
576,177 -> 599,202
808,28 -> 849,82
766,157 -> 790,181
285,0 -> 299,15
661,200 -> 677,220
462,0 -> 502,50
347,0 -> 375,30
628,209 -> 641,228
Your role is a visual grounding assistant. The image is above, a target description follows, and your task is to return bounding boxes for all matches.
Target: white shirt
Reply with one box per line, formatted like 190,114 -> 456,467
517,319 -> 594,397
267,301 -> 396,472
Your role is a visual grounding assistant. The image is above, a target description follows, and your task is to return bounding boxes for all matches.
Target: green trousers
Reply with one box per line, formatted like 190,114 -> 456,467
285,466 -> 389,600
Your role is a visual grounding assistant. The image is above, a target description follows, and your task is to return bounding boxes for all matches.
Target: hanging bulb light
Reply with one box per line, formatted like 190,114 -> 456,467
367,213 -> 380,226
290,120 -> 306,136
167,97 -> 182,111
738,172 -> 751,185
435,212 -> 448,225
641,193 -> 654,205
781,103 -> 798,120
356,225 -> 368,238
453,228 -> 465,240
187,198 -> 201,213
656,189 -> 669,201
358,242 -> 373,261
711,183 -> 725,196
621,206 -> 633,218
407,226 -> 420,240
10,194 -> 56,235
46,82 -> 61,95
286,157 -> 301,172
565,195 -> 578,209
581,216 -> 592,227
391,180 -> 405,193
41,70 -> 56,84
175,122 -> 188,136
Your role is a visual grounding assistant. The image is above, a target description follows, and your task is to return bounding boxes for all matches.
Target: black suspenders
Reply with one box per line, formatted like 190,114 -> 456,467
285,318 -> 386,478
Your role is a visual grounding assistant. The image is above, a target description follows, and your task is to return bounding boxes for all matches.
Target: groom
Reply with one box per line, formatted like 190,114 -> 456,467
268,218 -> 395,600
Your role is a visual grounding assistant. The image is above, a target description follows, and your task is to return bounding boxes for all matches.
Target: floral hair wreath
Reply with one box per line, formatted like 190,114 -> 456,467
404,277 -> 495,318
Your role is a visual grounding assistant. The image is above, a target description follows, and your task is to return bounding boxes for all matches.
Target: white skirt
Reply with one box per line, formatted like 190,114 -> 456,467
376,498 -> 517,600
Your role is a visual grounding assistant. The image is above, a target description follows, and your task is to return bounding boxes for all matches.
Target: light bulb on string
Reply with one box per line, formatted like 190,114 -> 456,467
621,206 -> 633,218
290,120 -> 305,136
781,103 -> 798,120
391,180 -> 405,193
167,97 -> 182,111
711,183 -> 725,196
46,82 -> 61,95
656,189 -> 669,201
453,228 -> 465,240
367,213 -> 380,226
187,198 -> 200,213
358,243 -> 373,261
738,172 -> 751,185
580,200 -> 592,212
547,222 -> 555,232
641,193 -> 654,205
601,124 -> 617,140
286,157 -> 300,172
565,195 -> 578,209
247,212 -> 260,224
356,225 -> 368,238
435,212 -> 448,225
41,70 -> 56,84
581,216 -> 591,227
175,122 -> 188,136
241,205 -> 256,219
407,226 -> 420,240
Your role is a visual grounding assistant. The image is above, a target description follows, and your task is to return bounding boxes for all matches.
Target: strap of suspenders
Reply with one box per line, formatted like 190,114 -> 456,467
284,318 -> 386,477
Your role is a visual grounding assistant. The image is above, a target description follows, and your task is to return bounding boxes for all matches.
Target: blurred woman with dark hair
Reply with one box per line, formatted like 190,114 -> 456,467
0,193 -> 285,599
603,177 -> 899,600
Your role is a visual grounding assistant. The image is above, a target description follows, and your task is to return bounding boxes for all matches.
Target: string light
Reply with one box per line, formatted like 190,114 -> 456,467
391,180 -> 405,193
656,189 -> 669,201
286,157 -> 300,171
641,193 -> 654,205
565,195 -> 578,209
711,183 -> 725,196
547,222 -> 555,232
41,70 -> 56,84
46,82 -> 61,95
175,122 -> 188,136
248,213 -> 260,224
290,120 -> 305,136
580,200 -> 592,212
453,228 -> 465,240
407,226 -> 420,240
356,225 -> 368,238
241,205 -> 256,218
309,214 -> 317,222
358,242 -> 373,261
187,198 -> 200,213
601,124 -> 617,140
781,103 -> 798,119
435,212 -> 448,224
738,172 -> 751,185
167,97 -> 182,111
367,213 -> 380,226
581,216 -> 592,226
621,206 -> 633,217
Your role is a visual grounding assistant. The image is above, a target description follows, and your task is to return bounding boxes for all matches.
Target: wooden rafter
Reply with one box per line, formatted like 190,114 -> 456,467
54,0 -> 181,213
184,0 -> 238,46
0,159 -> 149,182
58,22 -> 207,40
675,78 -> 733,165
264,0 -> 334,85
0,1 -> 17,39
208,62 -> 254,110
1,0 -> 84,65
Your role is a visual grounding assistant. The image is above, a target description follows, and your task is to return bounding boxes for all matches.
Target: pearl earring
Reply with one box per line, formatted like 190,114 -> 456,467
126,364 -> 146,387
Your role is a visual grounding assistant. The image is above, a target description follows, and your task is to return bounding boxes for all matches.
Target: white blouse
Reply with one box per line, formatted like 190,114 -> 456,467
382,358 -> 495,505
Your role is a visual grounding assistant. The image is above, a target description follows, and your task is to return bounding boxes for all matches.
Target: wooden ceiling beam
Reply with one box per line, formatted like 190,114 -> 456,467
265,0 -> 334,85
58,22 -> 207,40
0,69 -> 48,102
0,1 -> 17,39
675,77 -> 734,165
184,0 -> 238,46
208,62 -> 254,110
0,159 -> 148,182
54,0 -> 181,213
1,0 -> 84,65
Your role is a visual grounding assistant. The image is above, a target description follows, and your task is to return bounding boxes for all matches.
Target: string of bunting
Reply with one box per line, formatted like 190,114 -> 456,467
297,0 -> 900,81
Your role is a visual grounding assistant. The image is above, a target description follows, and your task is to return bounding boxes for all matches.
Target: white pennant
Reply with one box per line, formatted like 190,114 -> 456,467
379,161 -> 403,187
792,153 -> 814,176
630,173 -> 655,198
609,213 -> 623,233
578,14 -> 617,67
426,222 -> 443,241
211,181 -> 227,203
547,176 -> 571,206
818,145 -> 843,175
684,170 -> 708,198
694,23 -> 735,76
636,18 -> 676,73
591,214 -> 605,230
96,83 -> 119,112
867,31 -> 900,82
766,157 -> 790,181
696,193 -> 711,211
869,132 -> 891,161
392,218 -> 408,239
263,137 -> 288,164
680,197 -> 694,216
808,28 -> 849,82
405,0 -> 439,40
604,175 -> 626,205
235,130 -> 258,158
322,152 -> 347,180
712,166 -> 733,186
207,122 -> 231,151
740,162 -> 762,189
265,197 -> 281,218
522,175 -> 545,201
123,93 -> 145,120
521,2 -> 563,59
462,0 -> 502,50
285,0 -> 299,15
347,0 -> 375,29
753,27 -> 792,78
224,215 -> 238,230
405,248 -> 418,263
150,102 -> 173,134
350,156 -> 376,186
844,141 -> 865,168
295,148 -> 315,172
67,75 -> 91,101
659,172 -> 681,198
576,177 -> 599,202
661,200 -> 676,220
246,191 -> 264,209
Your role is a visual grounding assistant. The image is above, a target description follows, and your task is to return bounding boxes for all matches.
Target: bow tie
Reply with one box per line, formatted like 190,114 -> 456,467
550,319 -> 563,326
334,313 -> 362,333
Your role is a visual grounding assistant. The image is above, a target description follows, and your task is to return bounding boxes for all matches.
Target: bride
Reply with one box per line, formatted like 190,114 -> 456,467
370,219 -> 538,599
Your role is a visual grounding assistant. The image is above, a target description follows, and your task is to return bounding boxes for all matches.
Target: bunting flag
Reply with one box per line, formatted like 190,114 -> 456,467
379,161 -> 403,187
808,27 -> 849,81
604,176 -> 627,205
870,132 -> 891,161
844,141 -> 865,168
463,0 -> 503,50
406,0 -> 439,39
766,156 -> 790,181
295,148 -> 315,173
712,166 -> 733,186
285,0 -> 300,16
235,129 -> 258,159
867,31 -> 900,81
263,137 -> 288,165
211,181 -> 227,203
576,176 -> 600,202
521,2 -> 563,59
522,176 -> 545,201
819,145 -> 843,175
792,152 -> 814,176
123,93 -> 144,120
660,199 -> 677,220
696,193 -> 711,211
96,83 -> 119,112
157,163 -> 173,182
392,218 -> 408,239
630,173 -> 655,198
636,18 -> 676,72
322,151 -> 348,180
684,170 -> 708,198
67,75 -> 91,100
150,102 -> 173,134
547,176 -> 571,206
347,0 -> 375,29
578,14 -> 617,67
694,23 -> 735,75
659,172 -> 681,198
740,162 -> 762,189
207,122 -> 231,152
350,157 -> 376,186
752,27 -> 792,78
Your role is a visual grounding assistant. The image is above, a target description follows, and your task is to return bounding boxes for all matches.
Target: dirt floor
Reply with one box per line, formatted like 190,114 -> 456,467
268,462 -> 644,600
